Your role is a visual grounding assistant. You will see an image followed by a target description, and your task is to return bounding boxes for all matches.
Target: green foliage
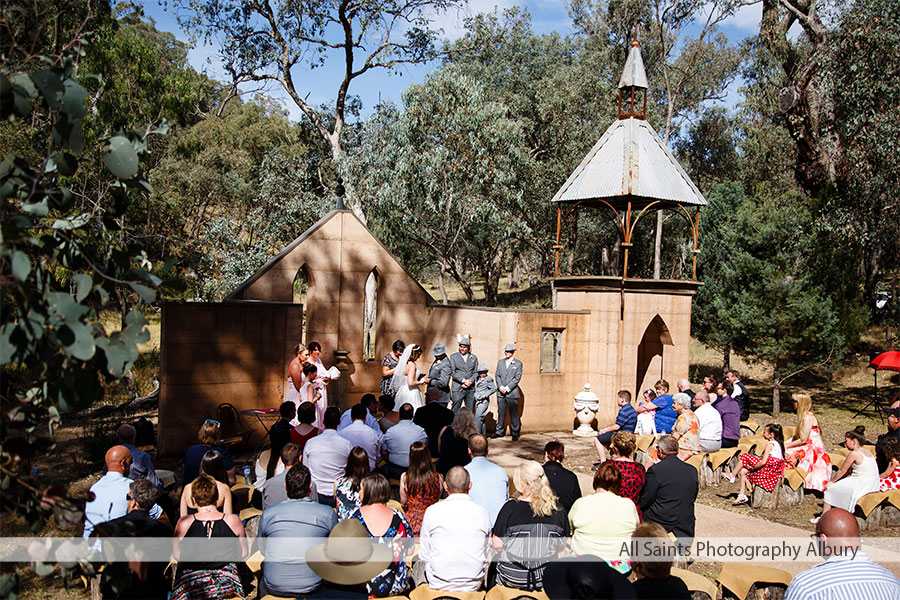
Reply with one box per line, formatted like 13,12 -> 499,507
350,68 -> 533,304
1,42 -> 166,583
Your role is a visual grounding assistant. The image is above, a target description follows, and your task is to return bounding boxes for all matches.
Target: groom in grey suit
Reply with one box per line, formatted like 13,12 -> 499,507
494,343 -> 523,440
448,337 -> 478,413
426,343 -> 452,407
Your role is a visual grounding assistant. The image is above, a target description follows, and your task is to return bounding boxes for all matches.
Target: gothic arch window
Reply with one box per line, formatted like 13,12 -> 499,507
363,268 -> 378,361
292,266 -> 310,345
635,314 -> 673,393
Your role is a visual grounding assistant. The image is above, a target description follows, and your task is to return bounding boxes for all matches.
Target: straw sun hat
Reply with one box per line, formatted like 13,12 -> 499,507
305,519 -> 393,585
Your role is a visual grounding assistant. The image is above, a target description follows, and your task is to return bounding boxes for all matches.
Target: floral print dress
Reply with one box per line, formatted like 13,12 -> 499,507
787,425 -> 831,491
351,507 -> 413,597
673,410 -> 701,459
404,471 -> 442,536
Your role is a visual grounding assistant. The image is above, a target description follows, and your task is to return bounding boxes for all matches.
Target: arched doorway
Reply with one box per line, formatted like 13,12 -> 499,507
636,315 -> 673,393
363,268 -> 378,361
292,266 -> 310,345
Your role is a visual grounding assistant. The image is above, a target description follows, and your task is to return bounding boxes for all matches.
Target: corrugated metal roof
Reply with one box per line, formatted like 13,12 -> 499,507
550,117 -> 707,207
618,42 -> 648,89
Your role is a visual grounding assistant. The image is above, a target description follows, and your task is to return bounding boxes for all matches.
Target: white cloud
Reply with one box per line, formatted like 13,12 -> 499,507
724,2 -> 762,32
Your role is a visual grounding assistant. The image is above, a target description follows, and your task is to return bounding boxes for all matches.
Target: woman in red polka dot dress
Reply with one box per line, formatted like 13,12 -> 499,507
726,423 -> 786,505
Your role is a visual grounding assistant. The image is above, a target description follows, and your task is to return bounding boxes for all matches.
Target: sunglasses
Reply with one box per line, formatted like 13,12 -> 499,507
204,419 -> 220,426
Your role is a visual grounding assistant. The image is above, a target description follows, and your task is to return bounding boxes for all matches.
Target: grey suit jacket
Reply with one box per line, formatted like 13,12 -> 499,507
448,352 -> 479,394
427,358 -> 452,404
495,358 -> 523,399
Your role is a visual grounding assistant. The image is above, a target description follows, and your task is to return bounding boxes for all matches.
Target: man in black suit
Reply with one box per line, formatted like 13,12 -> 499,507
414,387 -> 454,456
640,435 -> 698,541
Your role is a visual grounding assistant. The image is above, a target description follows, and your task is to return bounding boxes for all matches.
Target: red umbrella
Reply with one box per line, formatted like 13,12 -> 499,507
870,350 -> 900,372
857,350 -> 900,422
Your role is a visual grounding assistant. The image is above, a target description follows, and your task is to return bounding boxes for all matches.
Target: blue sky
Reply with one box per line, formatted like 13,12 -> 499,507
143,0 -> 771,122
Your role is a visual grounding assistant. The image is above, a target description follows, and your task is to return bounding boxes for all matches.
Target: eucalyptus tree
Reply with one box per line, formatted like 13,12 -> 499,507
350,68 -> 534,305
169,0 -> 464,211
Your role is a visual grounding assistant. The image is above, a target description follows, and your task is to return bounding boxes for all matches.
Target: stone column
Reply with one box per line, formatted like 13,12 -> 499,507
333,350 -> 351,412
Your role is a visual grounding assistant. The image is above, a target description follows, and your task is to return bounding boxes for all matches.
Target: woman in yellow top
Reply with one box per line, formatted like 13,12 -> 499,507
568,462 -> 638,574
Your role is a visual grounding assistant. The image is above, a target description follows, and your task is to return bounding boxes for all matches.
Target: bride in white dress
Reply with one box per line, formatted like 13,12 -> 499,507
391,344 -> 428,413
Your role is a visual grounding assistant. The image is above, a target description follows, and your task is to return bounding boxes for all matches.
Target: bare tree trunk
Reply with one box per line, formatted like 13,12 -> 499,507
653,206 -> 664,278
772,365 -> 781,418
446,259 -> 476,304
723,346 -> 731,372
438,261 -> 448,305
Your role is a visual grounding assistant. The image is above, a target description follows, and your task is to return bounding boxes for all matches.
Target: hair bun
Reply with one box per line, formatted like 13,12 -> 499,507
854,425 -> 865,435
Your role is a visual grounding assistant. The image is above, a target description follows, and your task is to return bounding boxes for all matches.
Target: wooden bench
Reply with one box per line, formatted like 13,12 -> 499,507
855,489 -> 900,531
717,563 -> 792,600
671,567 -> 718,600
740,420 -> 760,438
750,467 -> 806,509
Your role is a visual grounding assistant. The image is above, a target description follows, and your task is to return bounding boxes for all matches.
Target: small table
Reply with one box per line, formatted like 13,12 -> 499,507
240,408 -> 281,453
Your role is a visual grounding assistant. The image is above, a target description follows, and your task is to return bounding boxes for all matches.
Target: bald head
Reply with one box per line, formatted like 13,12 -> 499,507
818,508 -> 860,546
678,378 -> 692,393
445,466 -> 471,494
105,445 -> 131,476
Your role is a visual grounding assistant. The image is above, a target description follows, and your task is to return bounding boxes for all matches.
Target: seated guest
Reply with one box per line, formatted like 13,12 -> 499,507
492,461 -> 567,591
414,387 -> 454,455
303,406 -> 352,507
263,443 -> 319,510
711,387 -> 740,448
727,423 -> 786,505
84,446 -> 162,538
183,420 -> 236,486
115,424 -> 160,489
676,378 -> 695,402
634,388 -> 658,436
436,408 -> 476,475
93,479 -> 173,599
670,393 -> 700,459
306,519 -> 392,597
290,401 -> 320,450
338,403 -> 383,470
784,392 -> 831,492
875,407 -> 900,472
818,427 -> 879,522
879,437 -> 900,491
400,441 -> 444,536
335,447 -> 370,520
380,403 -> 428,480
338,393 -> 381,432
258,464 -> 339,598
594,390 -> 637,458
784,508 -> 900,599
602,432 -> 645,515
630,521 -> 691,600
542,556 -> 636,600
636,379 -> 677,434
693,391 -> 723,452
181,449 -> 233,517
569,462 -> 639,575
350,474 -> 414,597
418,467 -> 491,591
464,434 -> 509,526
267,401 -> 297,479
704,374 -> 719,397
640,435 -> 699,541
378,395 -> 400,432
172,475 -> 247,600
542,440 -> 582,513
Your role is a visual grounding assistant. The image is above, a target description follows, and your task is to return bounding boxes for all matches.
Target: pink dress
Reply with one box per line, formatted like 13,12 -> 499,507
786,425 -> 831,491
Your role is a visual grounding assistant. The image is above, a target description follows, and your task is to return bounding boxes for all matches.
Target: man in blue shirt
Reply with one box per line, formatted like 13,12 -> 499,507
381,403 -> 428,480
337,393 -> 381,432
463,434 -> 509,526
595,390 -> 638,450
785,508 -> 900,600
258,464 -> 340,597
84,446 -> 162,538
115,424 -> 160,489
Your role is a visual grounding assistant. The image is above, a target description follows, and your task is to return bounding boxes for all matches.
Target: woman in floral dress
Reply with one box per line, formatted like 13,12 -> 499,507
400,441 -> 443,536
785,392 -> 831,491
727,423 -> 786,505
351,474 -> 413,597
670,393 -> 700,460
879,437 -> 900,491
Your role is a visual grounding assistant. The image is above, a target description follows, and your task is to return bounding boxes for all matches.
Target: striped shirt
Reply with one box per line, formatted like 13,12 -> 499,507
784,550 -> 900,600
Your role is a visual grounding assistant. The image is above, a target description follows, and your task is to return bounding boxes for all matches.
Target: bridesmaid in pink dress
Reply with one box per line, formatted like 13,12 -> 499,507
785,392 -> 831,491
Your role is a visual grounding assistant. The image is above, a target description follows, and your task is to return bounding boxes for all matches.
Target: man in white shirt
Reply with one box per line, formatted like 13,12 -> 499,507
381,403 -> 428,479
464,434 -> 509,526
337,393 -> 381,432
338,403 -> 382,469
693,390 -> 723,452
417,466 -> 491,591
302,406 -> 351,507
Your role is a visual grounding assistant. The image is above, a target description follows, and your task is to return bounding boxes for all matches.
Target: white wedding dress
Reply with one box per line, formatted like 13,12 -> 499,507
391,346 -> 425,413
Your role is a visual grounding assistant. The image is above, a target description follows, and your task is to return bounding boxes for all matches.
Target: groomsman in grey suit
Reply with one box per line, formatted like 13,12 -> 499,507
427,343 -> 452,407
494,343 -> 524,441
449,337 -> 478,413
